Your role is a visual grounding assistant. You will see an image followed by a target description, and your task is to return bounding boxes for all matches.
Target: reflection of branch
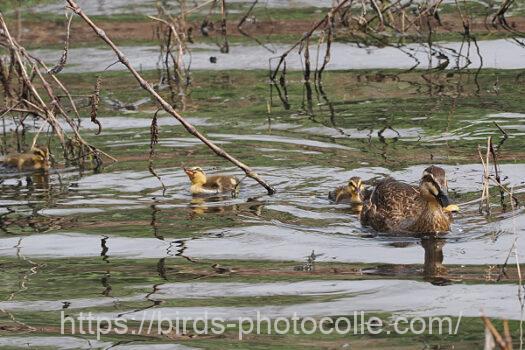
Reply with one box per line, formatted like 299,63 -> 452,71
100,235 -> 109,263
0,238 -> 39,332
67,0 -> 276,195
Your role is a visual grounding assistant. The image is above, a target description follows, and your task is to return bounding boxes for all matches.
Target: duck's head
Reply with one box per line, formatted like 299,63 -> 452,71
32,145 -> 49,161
347,176 -> 365,204
419,165 -> 450,209
183,166 -> 207,185
32,145 -> 50,169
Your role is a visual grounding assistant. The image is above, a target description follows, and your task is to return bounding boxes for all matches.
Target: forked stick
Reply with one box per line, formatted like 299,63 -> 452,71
66,0 -> 276,195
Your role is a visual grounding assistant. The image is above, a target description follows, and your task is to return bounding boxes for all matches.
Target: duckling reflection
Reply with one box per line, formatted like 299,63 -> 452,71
28,173 -> 50,190
188,196 -> 239,217
188,196 -> 265,219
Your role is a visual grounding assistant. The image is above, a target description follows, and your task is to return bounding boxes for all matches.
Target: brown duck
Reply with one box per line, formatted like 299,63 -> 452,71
2,146 -> 50,171
360,166 -> 457,235
183,167 -> 240,195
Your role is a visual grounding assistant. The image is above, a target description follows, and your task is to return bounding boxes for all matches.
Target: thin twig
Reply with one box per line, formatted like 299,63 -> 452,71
67,0 -> 275,195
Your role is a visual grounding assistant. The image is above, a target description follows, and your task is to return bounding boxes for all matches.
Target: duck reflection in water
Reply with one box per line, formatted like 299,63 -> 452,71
374,237 -> 448,285
188,196 -> 264,218
189,196 -> 238,217
422,236 -> 449,285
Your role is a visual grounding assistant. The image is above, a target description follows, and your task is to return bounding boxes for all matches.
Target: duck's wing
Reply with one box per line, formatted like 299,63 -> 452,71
206,175 -> 239,192
361,187 -> 373,202
369,178 -> 419,210
361,178 -> 423,232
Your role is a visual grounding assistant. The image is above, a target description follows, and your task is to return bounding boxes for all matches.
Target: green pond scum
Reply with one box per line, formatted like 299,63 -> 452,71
1,1 -> 525,349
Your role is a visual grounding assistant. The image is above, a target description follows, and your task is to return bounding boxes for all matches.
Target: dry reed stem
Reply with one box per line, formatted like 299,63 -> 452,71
48,13 -> 72,75
237,0 -> 275,53
478,140 -> 490,214
90,75 -> 102,135
478,136 -> 519,214
482,315 -> 512,350
66,0 -> 275,195
0,13 -> 115,163
148,109 -> 166,193
270,0 -> 351,81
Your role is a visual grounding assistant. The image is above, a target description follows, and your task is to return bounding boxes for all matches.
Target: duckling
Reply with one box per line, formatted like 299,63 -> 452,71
329,176 -> 368,204
183,166 -> 240,195
1,146 -> 50,171
360,166 -> 454,235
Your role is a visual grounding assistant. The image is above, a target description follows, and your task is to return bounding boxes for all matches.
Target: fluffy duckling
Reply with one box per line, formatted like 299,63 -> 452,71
184,167 -> 240,195
329,176 -> 366,204
2,146 -> 50,171
360,166 -> 454,235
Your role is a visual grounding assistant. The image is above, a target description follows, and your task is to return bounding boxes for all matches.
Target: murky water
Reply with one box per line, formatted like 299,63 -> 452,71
32,0 -> 338,16
33,39 -> 525,74
2,43 -> 525,348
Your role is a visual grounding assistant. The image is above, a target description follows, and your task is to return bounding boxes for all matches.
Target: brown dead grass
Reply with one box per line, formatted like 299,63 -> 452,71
15,15 -> 525,47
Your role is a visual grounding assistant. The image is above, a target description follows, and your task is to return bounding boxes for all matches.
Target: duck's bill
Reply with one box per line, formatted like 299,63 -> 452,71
436,191 -> 450,208
443,204 -> 460,213
183,167 -> 193,175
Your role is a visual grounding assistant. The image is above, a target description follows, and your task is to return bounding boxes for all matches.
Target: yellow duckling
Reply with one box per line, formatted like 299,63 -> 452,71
360,165 -> 455,235
183,167 -> 240,195
2,146 -> 50,171
329,176 -> 365,204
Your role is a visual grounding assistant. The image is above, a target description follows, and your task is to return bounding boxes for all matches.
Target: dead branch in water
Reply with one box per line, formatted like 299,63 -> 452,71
48,13 -> 72,75
267,0 -> 523,106
269,0 -> 351,81
478,137 -> 491,215
0,13 -> 114,165
66,0 -> 276,195
152,2 -> 192,109
477,136 -> 519,214
148,109 -> 166,193
89,75 -> 102,135
151,15 -> 189,108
